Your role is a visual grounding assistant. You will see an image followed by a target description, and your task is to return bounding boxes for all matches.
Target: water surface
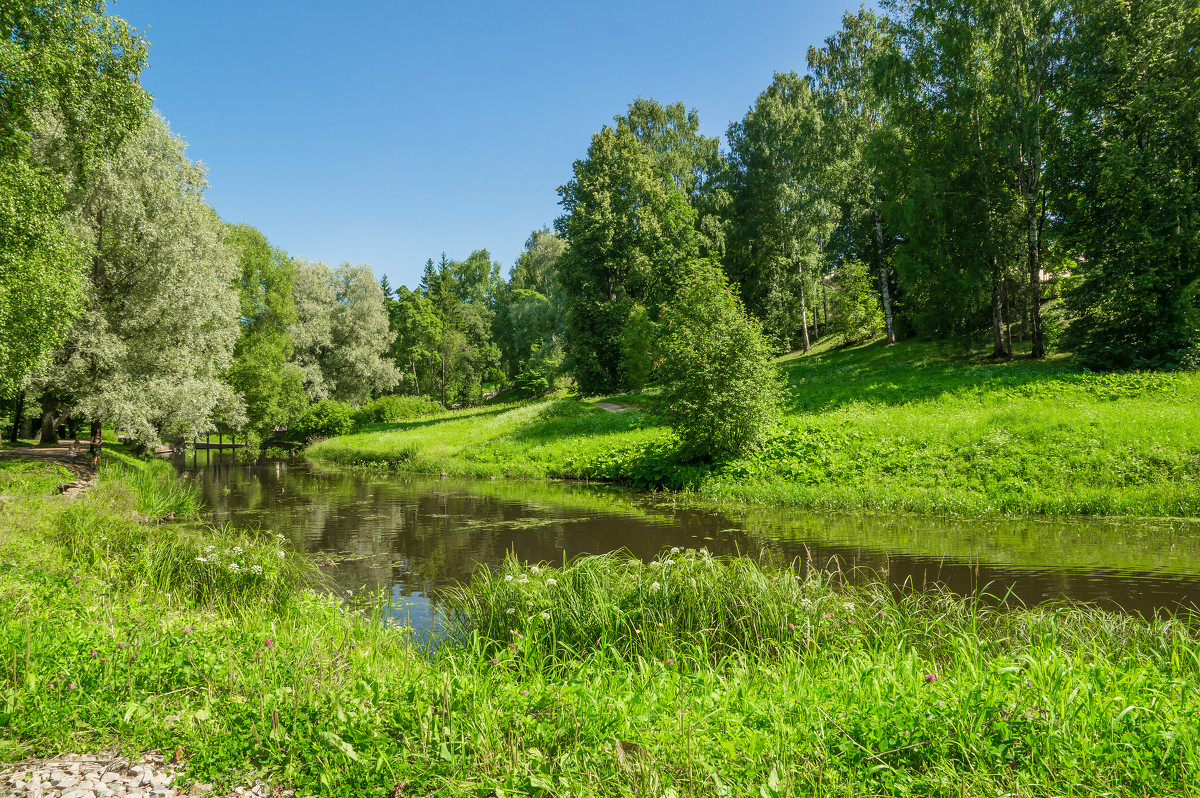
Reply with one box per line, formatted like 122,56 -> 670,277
176,452 -> 1200,630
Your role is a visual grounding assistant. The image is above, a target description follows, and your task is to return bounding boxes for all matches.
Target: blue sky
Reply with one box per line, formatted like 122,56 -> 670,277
113,0 -> 856,290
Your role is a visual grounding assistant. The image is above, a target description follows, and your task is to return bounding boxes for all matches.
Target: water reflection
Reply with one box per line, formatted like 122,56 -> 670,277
177,451 -> 1200,628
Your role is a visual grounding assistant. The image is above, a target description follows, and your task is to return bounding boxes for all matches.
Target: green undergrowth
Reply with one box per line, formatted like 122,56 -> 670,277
308,339 -> 1200,518
2,457 -> 1199,797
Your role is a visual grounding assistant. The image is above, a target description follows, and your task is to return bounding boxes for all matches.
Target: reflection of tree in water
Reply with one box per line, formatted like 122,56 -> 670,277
176,454 -> 1200,618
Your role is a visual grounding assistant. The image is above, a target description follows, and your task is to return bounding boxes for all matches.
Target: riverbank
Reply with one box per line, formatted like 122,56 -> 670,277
2,458 -> 1199,796
306,339 -> 1200,518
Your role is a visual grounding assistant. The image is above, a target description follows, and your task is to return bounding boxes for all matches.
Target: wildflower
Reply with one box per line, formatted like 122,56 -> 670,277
491,659 -> 498,665
925,673 -> 937,684
506,607 -> 515,615
228,563 -> 241,574
518,576 -> 529,584
251,565 -> 263,575
275,534 -> 285,541
670,547 -> 681,555
346,589 -> 353,595
650,582 -> 661,591
277,551 -> 286,559
232,546 -> 244,555
823,613 -> 833,620
541,612 -> 550,621
194,556 -> 207,563
521,689 -> 529,696
117,641 -> 126,649
649,561 -> 661,568
264,637 -> 274,649
842,602 -> 855,612
666,659 -> 675,665
183,626 -> 193,634
546,578 -> 557,586
504,575 -> 513,582
205,545 -> 216,553
530,565 -> 540,574
800,599 -> 813,608
788,623 -> 796,630
68,683 -> 76,690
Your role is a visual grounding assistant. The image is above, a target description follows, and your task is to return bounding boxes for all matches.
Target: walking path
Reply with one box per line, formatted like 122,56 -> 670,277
592,401 -> 642,413
0,442 -> 97,482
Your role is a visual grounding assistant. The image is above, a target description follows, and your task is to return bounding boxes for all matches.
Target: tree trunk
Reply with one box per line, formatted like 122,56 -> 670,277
9,391 -> 24,443
822,281 -> 830,331
440,352 -> 447,408
991,274 -> 1007,358
1004,281 -> 1014,361
39,392 -> 59,446
1028,206 -> 1044,358
410,359 -> 420,396
873,210 -> 895,344
799,265 -> 811,353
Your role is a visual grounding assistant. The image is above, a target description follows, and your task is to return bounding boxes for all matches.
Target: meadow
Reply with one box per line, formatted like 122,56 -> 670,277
2,456 -> 1199,796
307,339 -> 1200,518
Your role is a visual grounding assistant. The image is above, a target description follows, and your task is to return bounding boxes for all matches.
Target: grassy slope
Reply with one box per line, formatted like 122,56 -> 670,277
308,339 -> 1200,518
2,463 -> 1198,797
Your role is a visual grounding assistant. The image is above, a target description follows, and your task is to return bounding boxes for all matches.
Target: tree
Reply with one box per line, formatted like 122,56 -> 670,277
225,224 -> 306,436
289,258 -> 398,405
555,123 -> 699,393
724,72 -> 832,352
809,9 -> 901,344
1052,0 -> 1199,368
652,264 -> 781,459
31,113 -> 242,444
0,1 -> 149,394
496,229 -> 569,387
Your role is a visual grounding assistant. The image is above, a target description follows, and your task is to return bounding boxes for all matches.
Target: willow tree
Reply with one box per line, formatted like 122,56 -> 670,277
32,113 -> 242,444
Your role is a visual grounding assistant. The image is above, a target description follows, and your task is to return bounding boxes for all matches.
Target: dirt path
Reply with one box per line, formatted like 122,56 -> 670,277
592,401 -> 643,413
0,442 -> 97,483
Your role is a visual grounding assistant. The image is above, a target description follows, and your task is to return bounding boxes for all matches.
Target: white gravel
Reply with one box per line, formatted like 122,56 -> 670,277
1,752 -> 290,798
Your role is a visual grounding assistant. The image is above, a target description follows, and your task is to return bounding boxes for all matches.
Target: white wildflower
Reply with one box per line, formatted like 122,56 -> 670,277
530,565 -> 540,574
518,576 -> 529,584
227,563 -> 241,574
194,556 -> 207,563
649,561 -> 661,568
546,578 -> 558,587
251,565 -> 263,575
205,545 -> 216,553
504,575 -> 513,582
506,607 -> 515,615
699,547 -> 710,557
651,582 -> 661,591
275,534 -> 285,541
541,612 -> 550,621
801,598 -> 813,609
842,602 -> 855,612
277,550 -> 286,559
670,547 -> 681,555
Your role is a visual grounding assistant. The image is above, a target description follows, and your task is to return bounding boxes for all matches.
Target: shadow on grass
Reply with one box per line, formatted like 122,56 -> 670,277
357,405 -> 515,436
781,339 -> 1086,413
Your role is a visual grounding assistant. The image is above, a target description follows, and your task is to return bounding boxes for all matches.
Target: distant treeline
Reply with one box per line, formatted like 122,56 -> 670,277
2,0 -> 1196,445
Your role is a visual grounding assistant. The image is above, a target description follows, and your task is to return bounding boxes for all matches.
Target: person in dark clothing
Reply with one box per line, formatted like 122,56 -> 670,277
90,432 -> 102,467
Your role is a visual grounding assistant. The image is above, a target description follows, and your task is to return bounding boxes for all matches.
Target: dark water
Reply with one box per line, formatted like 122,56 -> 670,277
176,451 -> 1200,631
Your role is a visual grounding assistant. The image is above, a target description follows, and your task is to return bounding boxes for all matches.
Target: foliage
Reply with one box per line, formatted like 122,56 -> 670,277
352,394 -> 438,425
31,114 -> 243,444
618,303 -> 655,393
0,161 -> 89,395
829,260 -> 884,344
290,259 -> 399,404
555,123 -> 699,394
652,265 -> 782,459
224,224 -> 304,436
294,399 -> 355,441
1053,0 -> 1200,369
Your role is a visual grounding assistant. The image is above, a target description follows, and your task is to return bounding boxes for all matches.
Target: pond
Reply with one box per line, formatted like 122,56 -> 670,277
175,451 -> 1200,634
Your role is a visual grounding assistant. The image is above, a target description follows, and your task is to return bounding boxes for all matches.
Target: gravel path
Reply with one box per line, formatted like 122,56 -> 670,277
1,753 -> 288,798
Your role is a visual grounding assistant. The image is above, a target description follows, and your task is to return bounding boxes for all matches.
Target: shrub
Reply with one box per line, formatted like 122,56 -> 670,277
829,260 -> 883,345
295,400 -> 355,440
651,264 -> 782,459
353,394 -> 438,425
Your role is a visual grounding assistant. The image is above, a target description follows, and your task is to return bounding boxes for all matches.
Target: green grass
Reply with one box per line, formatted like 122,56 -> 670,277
2,461 -> 1199,796
308,339 -> 1200,518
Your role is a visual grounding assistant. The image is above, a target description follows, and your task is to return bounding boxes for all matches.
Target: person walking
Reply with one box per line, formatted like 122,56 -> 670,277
90,431 -> 103,467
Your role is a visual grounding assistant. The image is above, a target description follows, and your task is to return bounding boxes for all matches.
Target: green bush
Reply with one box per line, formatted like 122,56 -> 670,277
353,394 -> 438,426
295,400 -> 355,440
652,264 -> 782,459
830,260 -> 883,344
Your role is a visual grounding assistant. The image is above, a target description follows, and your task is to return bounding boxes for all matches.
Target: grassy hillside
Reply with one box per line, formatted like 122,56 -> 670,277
307,339 -> 1200,517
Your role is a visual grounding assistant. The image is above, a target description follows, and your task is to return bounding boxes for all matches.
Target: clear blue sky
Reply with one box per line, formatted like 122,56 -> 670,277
113,0 -> 857,291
